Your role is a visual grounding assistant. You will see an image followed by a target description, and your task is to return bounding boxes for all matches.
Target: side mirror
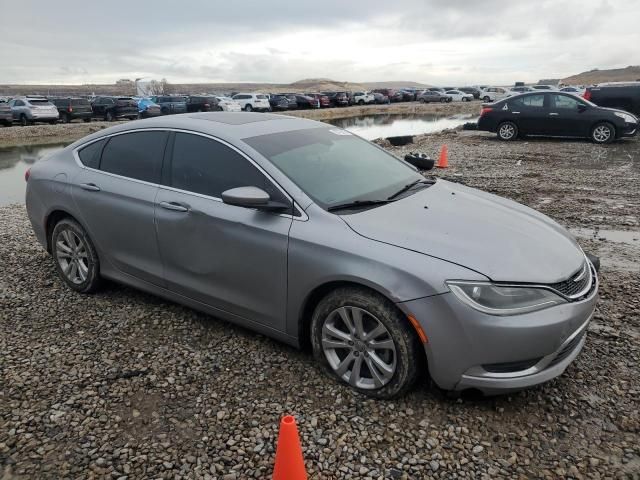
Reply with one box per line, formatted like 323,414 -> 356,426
221,186 -> 289,212
577,104 -> 587,112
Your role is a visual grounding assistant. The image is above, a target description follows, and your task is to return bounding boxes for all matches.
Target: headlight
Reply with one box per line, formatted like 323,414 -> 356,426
447,281 -> 565,315
614,111 -> 636,123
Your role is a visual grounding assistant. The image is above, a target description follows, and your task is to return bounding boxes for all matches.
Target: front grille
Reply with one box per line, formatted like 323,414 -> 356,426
547,261 -> 593,300
548,331 -> 585,367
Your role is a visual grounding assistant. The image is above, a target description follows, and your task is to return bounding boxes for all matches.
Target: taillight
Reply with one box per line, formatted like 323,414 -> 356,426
25,168 -> 31,182
68,106 -> 73,113
480,106 -> 493,116
583,90 -> 591,101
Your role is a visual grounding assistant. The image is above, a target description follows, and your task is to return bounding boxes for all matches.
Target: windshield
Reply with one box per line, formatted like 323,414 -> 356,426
243,127 -> 422,209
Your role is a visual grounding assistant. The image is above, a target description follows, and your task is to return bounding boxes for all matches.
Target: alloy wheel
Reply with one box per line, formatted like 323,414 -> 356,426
499,123 -> 516,140
593,125 -> 611,143
55,229 -> 90,285
321,306 -> 397,389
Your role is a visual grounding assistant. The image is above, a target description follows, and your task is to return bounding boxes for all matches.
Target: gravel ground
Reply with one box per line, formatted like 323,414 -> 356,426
1,132 -> 639,479
0,101 -> 479,148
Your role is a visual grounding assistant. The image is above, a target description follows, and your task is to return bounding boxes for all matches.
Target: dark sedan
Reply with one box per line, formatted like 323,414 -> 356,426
269,94 -> 290,111
323,92 -> 349,107
417,90 -> 451,103
478,92 -> 638,144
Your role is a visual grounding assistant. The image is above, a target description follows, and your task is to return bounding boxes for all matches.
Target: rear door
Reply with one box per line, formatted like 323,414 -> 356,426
509,93 -> 548,135
155,131 -> 293,330
72,130 -> 168,286
548,93 -> 589,137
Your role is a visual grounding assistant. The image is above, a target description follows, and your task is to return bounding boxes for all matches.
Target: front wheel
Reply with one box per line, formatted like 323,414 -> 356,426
244,104 -> 252,112
497,121 -> 518,141
591,122 -> 615,144
311,287 -> 421,399
483,96 -> 491,102
51,218 -> 102,293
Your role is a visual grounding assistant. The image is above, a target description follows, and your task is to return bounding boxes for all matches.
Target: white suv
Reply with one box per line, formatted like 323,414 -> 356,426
352,91 -> 375,105
232,93 -> 270,112
480,87 -> 511,102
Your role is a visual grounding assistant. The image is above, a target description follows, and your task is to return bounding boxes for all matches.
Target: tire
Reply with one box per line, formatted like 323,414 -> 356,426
83,118 -> 91,123
591,122 -> 615,144
244,104 -> 252,112
105,111 -> 114,122
462,97 -> 469,102
20,114 -> 29,127
51,218 -> 102,293
62,113 -> 71,123
440,98 -> 446,103
358,100 -> 364,105
483,96 -> 491,102
497,121 -> 518,141
310,287 -> 421,399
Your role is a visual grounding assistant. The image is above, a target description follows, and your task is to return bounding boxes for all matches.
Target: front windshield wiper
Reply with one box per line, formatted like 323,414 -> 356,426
387,178 -> 435,201
327,199 -> 393,212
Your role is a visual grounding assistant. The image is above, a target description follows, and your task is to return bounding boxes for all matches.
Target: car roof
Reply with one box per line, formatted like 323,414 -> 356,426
67,112 -> 329,148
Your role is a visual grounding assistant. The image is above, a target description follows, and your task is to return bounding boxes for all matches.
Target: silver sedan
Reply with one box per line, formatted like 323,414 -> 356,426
25,112 -> 598,398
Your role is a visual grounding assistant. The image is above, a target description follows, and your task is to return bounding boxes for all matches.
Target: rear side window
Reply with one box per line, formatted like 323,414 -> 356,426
78,139 -> 105,169
170,132 -> 287,203
100,131 -> 167,183
515,94 -> 545,108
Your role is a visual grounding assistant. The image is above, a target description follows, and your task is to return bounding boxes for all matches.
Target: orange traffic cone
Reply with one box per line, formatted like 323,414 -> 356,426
273,415 -> 307,480
436,144 -> 449,168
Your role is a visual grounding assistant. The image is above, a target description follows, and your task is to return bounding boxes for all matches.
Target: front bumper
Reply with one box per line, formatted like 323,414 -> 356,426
620,121 -> 638,137
399,269 -> 598,394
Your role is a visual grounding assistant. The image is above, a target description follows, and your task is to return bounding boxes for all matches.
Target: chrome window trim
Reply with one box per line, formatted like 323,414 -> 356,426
72,127 -> 308,221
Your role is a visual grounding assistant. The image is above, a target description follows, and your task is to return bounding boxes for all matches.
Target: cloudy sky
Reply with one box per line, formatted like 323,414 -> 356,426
1,0 -> 639,86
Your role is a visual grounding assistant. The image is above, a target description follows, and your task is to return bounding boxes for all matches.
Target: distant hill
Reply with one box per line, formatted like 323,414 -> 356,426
0,78 -> 431,97
562,66 -> 640,85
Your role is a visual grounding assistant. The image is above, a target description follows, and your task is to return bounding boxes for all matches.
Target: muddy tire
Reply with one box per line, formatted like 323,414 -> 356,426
311,287 -> 422,399
51,218 -> 102,293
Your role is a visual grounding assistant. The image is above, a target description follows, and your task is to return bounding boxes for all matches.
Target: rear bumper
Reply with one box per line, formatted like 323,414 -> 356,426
30,112 -> 59,120
398,268 -> 598,394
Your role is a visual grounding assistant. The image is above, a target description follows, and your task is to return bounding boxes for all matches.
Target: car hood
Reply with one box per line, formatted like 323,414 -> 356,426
340,180 -> 584,283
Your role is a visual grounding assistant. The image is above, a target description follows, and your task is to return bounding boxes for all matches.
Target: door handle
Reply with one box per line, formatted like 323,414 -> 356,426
160,201 -> 189,212
79,183 -> 100,192
512,111 -> 520,114
549,112 -> 559,116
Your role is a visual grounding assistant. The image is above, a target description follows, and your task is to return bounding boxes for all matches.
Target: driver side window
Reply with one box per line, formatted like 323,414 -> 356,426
169,133 -> 289,206
553,94 -> 582,109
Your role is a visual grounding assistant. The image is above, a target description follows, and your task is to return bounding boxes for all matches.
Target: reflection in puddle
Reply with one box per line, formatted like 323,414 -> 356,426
327,113 -> 478,140
571,227 -> 639,245
0,143 -> 68,205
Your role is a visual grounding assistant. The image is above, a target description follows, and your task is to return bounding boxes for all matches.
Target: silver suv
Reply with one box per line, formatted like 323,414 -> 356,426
9,96 -> 59,126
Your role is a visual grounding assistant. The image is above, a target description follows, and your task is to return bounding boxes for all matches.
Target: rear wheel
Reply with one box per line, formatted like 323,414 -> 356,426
497,121 -> 518,141
358,100 -> 364,105
20,114 -> 29,127
83,118 -> 91,123
591,122 -> 615,144
483,96 -> 491,102
440,98 -> 447,103
311,287 -> 421,399
62,113 -> 71,123
105,110 -> 114,122
51,218 -> 101,293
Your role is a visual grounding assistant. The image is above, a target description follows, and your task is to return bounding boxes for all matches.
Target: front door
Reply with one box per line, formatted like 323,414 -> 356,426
72,131 -> 168,286
548,93 -> 590,137
155,132 -> 293,330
